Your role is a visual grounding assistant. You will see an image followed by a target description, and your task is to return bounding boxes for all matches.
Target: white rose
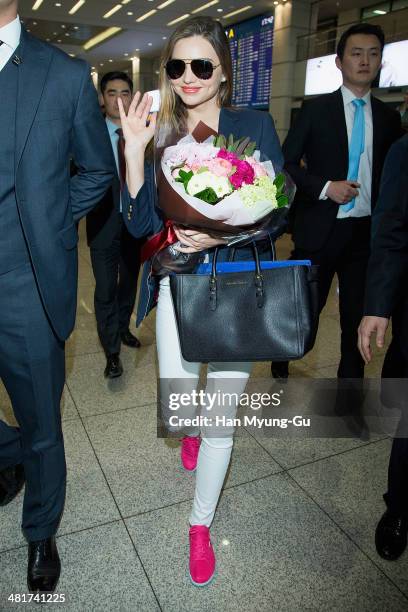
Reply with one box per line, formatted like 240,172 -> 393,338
186,171 -> 214,195
212,176 -> 233,198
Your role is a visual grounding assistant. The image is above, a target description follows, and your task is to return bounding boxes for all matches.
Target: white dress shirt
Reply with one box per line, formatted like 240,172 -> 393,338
0,15 -> 21,72
320,85 -> 373,219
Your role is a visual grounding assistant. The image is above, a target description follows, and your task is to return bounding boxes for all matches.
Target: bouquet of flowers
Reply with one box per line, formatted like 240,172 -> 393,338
143,123 -> 295,272
163,132 -> 289,226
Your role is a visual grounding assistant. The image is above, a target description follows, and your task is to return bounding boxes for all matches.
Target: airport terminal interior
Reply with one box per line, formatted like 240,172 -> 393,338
1,0 -> 408,609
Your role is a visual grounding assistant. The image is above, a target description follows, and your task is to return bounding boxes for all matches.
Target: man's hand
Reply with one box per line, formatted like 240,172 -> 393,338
358,316 -> 390,364
326,180 -> 360,204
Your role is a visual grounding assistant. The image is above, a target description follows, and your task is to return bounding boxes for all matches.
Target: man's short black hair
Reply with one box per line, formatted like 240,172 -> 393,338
336,23 -> 385,60
100,71 -> 133,94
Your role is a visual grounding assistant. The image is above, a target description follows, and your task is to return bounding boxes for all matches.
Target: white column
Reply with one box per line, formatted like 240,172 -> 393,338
132,56 -> 141,91
269,0 -> 313,142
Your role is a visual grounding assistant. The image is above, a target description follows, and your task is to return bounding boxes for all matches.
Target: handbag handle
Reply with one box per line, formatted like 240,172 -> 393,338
210,241 -> 264,311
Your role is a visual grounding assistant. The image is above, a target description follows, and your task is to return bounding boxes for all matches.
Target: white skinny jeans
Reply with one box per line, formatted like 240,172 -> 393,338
156,277 -> 252,527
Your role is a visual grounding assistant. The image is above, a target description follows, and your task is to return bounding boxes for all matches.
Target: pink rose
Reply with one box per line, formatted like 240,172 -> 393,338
229,160 -> 255,189
217,149 -> 241,166
207,157 -> 233,177
245,156 -> 267,178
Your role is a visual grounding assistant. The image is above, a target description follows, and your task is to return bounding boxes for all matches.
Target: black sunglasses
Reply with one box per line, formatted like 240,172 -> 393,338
165,58 -> 220,80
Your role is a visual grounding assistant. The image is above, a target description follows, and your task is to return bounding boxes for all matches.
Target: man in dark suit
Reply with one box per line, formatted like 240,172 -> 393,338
358,134 -> 408,562
87,71 -> 143,379
0,1 -> 114,592
271,23 -> 402,382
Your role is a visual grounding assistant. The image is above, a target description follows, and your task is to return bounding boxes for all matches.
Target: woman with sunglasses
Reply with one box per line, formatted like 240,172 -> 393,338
119,16 -> 283,587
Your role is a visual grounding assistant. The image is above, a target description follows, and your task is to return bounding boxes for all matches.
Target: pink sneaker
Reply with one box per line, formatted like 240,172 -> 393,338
189,525 -> 216,586
180,436 -> 201,472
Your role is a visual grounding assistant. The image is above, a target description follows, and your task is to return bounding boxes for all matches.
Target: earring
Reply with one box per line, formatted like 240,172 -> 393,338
221,76 -> 227,82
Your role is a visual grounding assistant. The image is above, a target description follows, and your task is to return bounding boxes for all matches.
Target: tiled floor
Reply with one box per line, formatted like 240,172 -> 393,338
0,223 -> 407,612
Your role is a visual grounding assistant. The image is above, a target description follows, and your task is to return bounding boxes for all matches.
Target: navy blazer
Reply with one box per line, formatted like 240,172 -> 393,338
122,106 -> 283,325
13,30 -> 115,340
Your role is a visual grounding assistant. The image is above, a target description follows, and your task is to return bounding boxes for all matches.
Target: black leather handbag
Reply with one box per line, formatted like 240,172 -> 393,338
169,243 -> 320,363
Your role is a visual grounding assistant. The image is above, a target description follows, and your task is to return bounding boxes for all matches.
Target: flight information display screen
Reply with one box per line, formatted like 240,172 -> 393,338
227,14 -> 274,109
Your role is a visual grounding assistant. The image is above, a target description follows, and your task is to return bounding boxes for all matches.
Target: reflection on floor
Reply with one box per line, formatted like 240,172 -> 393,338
0,224 -> 406,611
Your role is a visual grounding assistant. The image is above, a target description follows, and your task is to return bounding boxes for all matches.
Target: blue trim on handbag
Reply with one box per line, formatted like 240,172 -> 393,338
196,260 -> 312,274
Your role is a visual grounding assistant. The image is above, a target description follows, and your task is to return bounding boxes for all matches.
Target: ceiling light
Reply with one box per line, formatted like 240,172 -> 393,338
124,52 -> 129,56
136,48 -> 140,51
33,21 -> 37,25
61,24 -> 66,28
121,0 -> 132,4
74,26 -> 79,29
158,0 -> 176,7
69,0 -> 85,15
83,26 -> 122,50
373,9 -> 386,13
223,5 -> 252,19
103,4 -> 123,18
69,53 -> 76,57
55,2 -> 61,6
136,9 -> 157,22
274,1 -> 278,4
32,0 -> 44,9
127,11 -> 133,15
167,14 -> 190,25
148,42 -> 153,46
100,63 -> 104,66
162,36 -> 167,39
192,0 -> 218,13
65,32 -> 70,36
57,39 -> 62,42
109,59 -> 113,62
217,8 -> 223,11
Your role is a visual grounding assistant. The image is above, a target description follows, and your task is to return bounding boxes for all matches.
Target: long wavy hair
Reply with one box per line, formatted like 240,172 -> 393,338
156,16 -> 233,140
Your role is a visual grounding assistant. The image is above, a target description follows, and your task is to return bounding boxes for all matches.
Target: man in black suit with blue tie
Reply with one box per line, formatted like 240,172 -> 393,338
272,23 -> 402,386
0,0 -> 114,592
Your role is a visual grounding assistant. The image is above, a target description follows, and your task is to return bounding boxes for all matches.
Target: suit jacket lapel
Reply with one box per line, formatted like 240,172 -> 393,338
15,29 -> 53,169
330,88 -> 349,175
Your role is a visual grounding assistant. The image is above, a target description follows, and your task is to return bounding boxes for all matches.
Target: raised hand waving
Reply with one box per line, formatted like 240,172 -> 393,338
118,92 -> 157,155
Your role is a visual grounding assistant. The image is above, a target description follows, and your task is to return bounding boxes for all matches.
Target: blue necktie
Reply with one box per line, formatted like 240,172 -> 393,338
341,98 -> 366,213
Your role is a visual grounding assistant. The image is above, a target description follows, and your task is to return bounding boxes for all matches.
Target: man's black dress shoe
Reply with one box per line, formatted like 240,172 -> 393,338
121,329 -> 141,348
28,536 -> 61,593
104,353 -> 123,378
0,464 -> 25,506
375,509 -> 408,560
271,361 -> 289,380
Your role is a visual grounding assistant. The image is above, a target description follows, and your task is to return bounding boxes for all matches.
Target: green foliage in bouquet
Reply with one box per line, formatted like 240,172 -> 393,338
213,134 -> 256,159
273,173 -> 289,208
194,188 -> 219,204
175,168 -> 193,189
